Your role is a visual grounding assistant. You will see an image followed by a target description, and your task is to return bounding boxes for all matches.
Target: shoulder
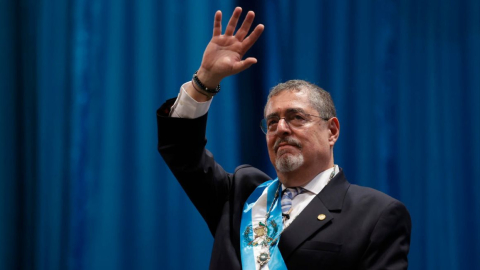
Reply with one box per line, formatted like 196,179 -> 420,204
345,184 -> 410,223
233,164 -> 271,186
224,165 -> 273,219
348,184 -> 400,205
230,164 -> 272,197
234,164 -> 270,176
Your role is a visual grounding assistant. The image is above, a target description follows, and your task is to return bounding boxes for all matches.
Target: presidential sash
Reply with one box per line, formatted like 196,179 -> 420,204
240,179 -> 288,270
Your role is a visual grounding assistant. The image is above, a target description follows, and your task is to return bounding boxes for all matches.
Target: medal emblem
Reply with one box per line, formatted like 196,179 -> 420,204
254,223 -> 267,237
243,220 -> 279,247
257,252 -> 271,266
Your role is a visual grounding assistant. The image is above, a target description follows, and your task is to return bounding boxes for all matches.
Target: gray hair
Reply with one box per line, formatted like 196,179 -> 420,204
264,80 -> 337,119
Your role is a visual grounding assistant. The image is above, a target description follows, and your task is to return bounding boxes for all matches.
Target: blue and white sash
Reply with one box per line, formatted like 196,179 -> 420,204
240,179 -> 288,270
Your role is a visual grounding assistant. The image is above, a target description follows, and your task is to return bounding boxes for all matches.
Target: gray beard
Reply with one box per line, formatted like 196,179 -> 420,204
275,152 -> 304,173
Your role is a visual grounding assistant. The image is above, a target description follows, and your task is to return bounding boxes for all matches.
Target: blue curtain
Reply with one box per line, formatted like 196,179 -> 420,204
1,0 -> 479,269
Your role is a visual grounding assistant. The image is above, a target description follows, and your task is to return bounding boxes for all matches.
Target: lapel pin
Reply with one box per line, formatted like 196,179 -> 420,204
317,214 -> 326,221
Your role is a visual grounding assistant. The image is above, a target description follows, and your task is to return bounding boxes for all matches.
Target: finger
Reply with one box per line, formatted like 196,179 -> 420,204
213,11 -> 222,36
242,24 -> 265,52
224,7 -> 242,36
235,11 -> 255,41
233,57 -> 258,73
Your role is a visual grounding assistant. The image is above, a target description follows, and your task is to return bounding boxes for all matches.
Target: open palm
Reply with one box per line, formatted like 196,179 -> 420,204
200,7 -> 264,84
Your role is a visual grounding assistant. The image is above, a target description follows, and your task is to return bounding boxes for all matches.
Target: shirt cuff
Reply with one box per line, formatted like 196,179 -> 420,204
170,82 -> 213,119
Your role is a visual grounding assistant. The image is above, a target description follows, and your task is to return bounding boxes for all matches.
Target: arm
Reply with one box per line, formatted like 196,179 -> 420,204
158,7 -> 264,234
157,110 -> 230,235
359,201 -> 412,269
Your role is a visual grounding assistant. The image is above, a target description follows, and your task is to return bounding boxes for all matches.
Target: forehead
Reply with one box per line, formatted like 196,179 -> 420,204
265,90 -> 314,116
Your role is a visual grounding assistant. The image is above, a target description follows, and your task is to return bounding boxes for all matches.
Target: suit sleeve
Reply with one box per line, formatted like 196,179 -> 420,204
359,200 -> 412,270
157,98 -> 232,235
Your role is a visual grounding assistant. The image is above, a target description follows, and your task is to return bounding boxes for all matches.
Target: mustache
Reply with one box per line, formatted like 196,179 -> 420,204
274,137 -> 302,152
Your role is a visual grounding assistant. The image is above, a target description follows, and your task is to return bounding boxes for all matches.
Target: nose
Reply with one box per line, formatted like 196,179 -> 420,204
276,118 -> 292,135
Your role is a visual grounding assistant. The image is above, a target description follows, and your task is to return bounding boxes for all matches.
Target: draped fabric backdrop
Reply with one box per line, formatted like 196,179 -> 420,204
1,0 -> 479,269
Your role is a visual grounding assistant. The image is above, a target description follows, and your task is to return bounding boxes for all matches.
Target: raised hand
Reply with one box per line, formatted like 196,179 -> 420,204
196,7 -> 264,89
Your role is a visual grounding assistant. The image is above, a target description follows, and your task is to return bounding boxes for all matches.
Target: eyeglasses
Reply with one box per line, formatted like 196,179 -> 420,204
260,110 -> 330,134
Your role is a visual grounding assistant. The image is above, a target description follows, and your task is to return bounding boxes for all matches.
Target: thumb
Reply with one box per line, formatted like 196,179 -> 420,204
233,57 -> 258,73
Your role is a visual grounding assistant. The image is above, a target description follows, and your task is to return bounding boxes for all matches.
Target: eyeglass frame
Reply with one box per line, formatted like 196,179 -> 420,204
260,109 -> 330,134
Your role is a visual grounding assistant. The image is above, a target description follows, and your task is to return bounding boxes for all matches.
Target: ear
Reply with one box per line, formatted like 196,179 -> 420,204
328,117 -> 340,146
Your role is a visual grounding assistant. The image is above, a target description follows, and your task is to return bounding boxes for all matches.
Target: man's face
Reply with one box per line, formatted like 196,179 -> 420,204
264,90 -> 335,175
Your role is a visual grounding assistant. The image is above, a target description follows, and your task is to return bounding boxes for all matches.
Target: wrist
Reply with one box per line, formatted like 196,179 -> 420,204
191,81 -> 214,99
196,67 -> 222,88
184,81 -> 212,102
192,70 -> 221,96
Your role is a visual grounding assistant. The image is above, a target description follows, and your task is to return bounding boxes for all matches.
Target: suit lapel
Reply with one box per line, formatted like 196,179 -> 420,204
278,170 -> 350,260
278,195 -> 333,260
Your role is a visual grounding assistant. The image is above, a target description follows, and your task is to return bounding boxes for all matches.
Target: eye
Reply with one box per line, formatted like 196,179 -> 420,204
288,113 -> 308,126
267,119 -> 278,127
294,113 -> 306,120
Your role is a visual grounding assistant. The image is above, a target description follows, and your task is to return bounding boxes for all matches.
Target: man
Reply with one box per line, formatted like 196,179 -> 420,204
157,7 -> 411,270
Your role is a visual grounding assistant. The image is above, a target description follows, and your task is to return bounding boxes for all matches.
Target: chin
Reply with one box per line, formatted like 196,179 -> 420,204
275,153 -> 304,173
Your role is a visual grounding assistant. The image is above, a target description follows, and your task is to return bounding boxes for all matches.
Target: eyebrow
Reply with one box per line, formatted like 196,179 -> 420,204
265,108 -> 308,120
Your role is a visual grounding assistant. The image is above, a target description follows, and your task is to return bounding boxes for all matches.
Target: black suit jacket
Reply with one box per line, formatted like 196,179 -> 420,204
157,100 -> 411,270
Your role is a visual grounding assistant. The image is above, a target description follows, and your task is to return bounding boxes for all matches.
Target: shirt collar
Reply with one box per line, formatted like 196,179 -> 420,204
283,164 -> 338,195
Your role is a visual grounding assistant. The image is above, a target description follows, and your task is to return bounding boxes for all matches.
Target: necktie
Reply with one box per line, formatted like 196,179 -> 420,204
281,187 -> 305,216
